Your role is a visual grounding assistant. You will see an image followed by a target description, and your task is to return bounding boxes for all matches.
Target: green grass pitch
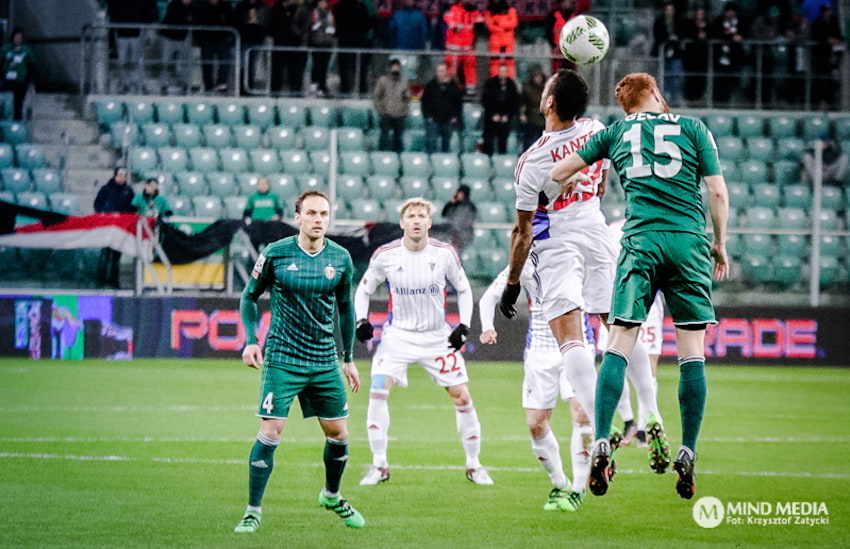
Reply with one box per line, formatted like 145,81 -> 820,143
1,358 -> 848,548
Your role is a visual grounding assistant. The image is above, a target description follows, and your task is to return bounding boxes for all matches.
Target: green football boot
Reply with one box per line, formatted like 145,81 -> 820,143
233,510 -> 261,533
543,487 -> 570,511
319,491 -> 366,528
646,414 -> 672,474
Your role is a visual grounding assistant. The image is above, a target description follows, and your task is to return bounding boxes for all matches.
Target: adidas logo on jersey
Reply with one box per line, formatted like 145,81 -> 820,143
287,263 -> 299,271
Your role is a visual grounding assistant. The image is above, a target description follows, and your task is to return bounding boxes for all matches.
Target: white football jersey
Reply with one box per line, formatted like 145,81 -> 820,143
515,118 -> 610,236
356,238 -> 472,333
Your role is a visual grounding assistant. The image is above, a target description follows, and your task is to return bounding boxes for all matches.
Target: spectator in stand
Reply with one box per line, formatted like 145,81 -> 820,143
390,0 -> 429,50
373,59 -> 410,153
485,0 -> 518,78
804,138 -> 848,186
709,2 -> 746,104
94,168 -> 135,289
545,0 -> 584,72
481,63 -> 519,155
441,184 -> 477,250
683,6 -> 709,104
749,5 -> 785,106
308,0 -> 336,97
334,0 -> 374,96
784,12 -> 810,104
421,63 -> 463,154
270,0 -> 310,95
243,177 -> 283,222
0,28 -> 35,121
106,0 -> 159,93
194,0 -> 234,93
132,178 -> 173,218
811,4 -> 844,109
432,0 -> 451,51
652,1 -> 686,107
235,0 -> 270,93
159,0 -> 194,93
519,64 -> 545,150
444,0 -> 484,96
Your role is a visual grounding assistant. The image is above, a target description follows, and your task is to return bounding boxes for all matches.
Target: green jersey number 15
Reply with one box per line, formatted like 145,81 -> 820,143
623,124 -> 682,180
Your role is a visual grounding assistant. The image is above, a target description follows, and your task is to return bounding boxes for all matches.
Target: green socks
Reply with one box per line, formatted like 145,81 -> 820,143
678,357 -> 707,452
248,433 -> 280,507
324,437 -> 349,495
595,350 -> 629,440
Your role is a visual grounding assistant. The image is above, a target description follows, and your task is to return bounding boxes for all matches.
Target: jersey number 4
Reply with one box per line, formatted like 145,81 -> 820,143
436,353 -> 460,374
623,124 -> 682,180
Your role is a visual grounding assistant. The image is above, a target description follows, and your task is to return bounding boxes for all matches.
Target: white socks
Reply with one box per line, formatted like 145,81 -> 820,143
531,429 -> 568,489
560,340 -> 597,429
570,422 -> 593,493
627,341 -> 661,422
366,388 -> 390,467
617,380 -> 634,423
456,403 -> 482,468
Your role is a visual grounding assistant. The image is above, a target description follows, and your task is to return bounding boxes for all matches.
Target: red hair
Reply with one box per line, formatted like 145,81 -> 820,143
615,73 -> 659,113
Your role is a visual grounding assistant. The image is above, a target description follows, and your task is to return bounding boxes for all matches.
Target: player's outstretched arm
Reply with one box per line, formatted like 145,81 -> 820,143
705,174 -> 730,281
501,210 -> 534,318
549,153 -> 590,193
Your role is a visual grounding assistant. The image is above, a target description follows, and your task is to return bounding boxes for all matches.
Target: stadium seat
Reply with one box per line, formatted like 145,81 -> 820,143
186,102 -> 215,125
217,102 -> 245,126
382,198 -> 403,218
267,173 -> 299,200
818,256 -> 840,287
349,198 -> 382,220
746,206 -> 775,229
402,130 -> 426,152
743,233 -> 773,256
207,172 -> 237,197
334,200 -> 351,220
237,173 -> 262,194
308,151 -> 330,174
776,137 -> 805,161
752,183 -> 780,208
155,100 -> 184,124
203,124 -> 233,148
302,126 -> 329,151
16,191 -> 47,209
406,103 -> 424,130
740,253 -> 773,286
94,100 -> 124,125
717,137 -> 745,161
463,132 -> 482,153
431,177 -> 457,201
740,160 -> 768,184
431,153 -> 460,178
772,160 -> 801,186
220,148 -> 248,173
704,114 -> 735,137
745,137 -> 773,162
223,195 -> 248,218
399,176 -> 431,198
400,152 -> 431,177
478,247 -> 508,279
461,153 -> 492,179
0,121 -> 27,145
126,100 -> 155,123
142,123 -> 172,147
719,159 -> 740,181
297,174 -> 325,191
170,195 -> 193,216
189,147 -> 220,173
768,115 -> 798,139
15,144 -> 46,169
777,207 -> 808,230
310,104 -> 337,127
233,124 -> 263,149
175,172 -> 208,196
777,234 -> 807,257
463,104 -> 483,131
0,143 -> 12,169
267,126 -> 297,149
821,186 -> 843,211
461,178 -> 493,202
834,116 -> 850,141
772,255 -> 802,288
339,106 -> 371,128
129,147 -> 158,174
341,152 -> 371,177
472,227 -> 497,249
172,124 -> 202,148
0,190 -> 13,202
602,201 -> 625,223
477,201 -> 509,223
736,115 -> 764,138
783,184 -> 812,208
109,122 -> 139,148
725,233 -> 744,257
191,195 -> 223,218
819,234 -> 841,257
279,103 -> 308,128
370,152 -> 400,177
726,206 -> 741,228
247,103 -> 276,128
338,128 -> 365,152
32,169 -> 62,194
802,116 -> 829,141
48,192 -> 81,215
492,154 -> 517,179
726,181 -> 751,208
337,175 -> 365,201
491,178 -> 514,202
366,175 -> 396,200
816,210 -> 841,231
280,150 -> 312,175
250,149 -> 281,174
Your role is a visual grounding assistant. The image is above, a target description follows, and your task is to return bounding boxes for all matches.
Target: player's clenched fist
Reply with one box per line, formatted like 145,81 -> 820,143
448,324 -> 469,351
355,319 -> 374,342
499,282 -> 521,319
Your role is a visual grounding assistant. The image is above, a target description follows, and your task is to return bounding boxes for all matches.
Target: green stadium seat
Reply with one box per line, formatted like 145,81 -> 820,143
472,227 -> 497,249
768,115 -> 798,138
349,198 -> 382,220
302,126 -> 329,151
297,174 -> 325,191
431,177 -> 457,201
478,247 -> 508,279
719,159 -> 740,181
233,124 -> 263,149
16,191 -> 47,209
704,114 -> 735,137
819,234 -> 841,257
816,210 -> 841,231
308,151 -> 330,174
802,116 -> 829,141
783,184 -> 812,208
32,169 -> 62,194
370,152 -> 400,177
462,132 -> 481,153
726,207 -> 741,228
0,143 -> 12,168
746,206 -> 775,229
818,256 -> 840,287
399,176 -> 431,198
402,130 -> 426,152
172,124 -> 202,148
217,102 -> 245,126
126,100 -> 155,123
725,233 -> 744,257
175,172 -> 208,196
155,100 -> 184,124
110,122 -> 139,147
0,190 -> 13,202
745,137 -> 774,162
129,147 -> 157,174
189,147 -> 219,173
492,154 -> 517,179
191,195 -> 223,218
223,195 -> 248,218
459,247 -> 481,274
382,199 -> 404,219
400,152 -> 431,177
280,150 -> 312,175
741,253 -> 773,286
267,173 -> 299,200
463,104 -> 483,131
186,102 -> 215,125
752,183 -> 780,208
338,128 -> 365,152
491,178 -> 514,202
267,126 -> 297,149
48,192 -> 81,214
279,104 -> 308,128
736,115 -> 764,138
461,153 -> 491,179
821,186 -> 843,211
203,124 -> 233,148
170,195 -> 193,216
772,160 -> 801,186
772,255 -> 802,288
250,149 -> 281,174
339,106 -> 371,128
333,200 -> 351,220
477,201 -> 509,223
727,181 -> 751,209
340,152 -> 371,176
237,173 -> 262,194
142,123 -> 172,147
310,104 -> 337,127
247,103 -> 276,128
776,137 -> 805,161
602,201 -> 625,223
777,207 -> 808,230
461,178 -> 493,202
220,148 -> 248,173
741,160 -> 768,183
717,137 -> 744,161
834,116 -> 850,141
777,234 -> 807,257
406,103 -> 424,130
743,233 -> 773,255
337,174 -> 365,200
15,144 -> 46,169
431,153 -> 460,178
95,100 -> 124,125
0,121 -> 27,144
367,175 -> 396,200
207,172 -> 237,197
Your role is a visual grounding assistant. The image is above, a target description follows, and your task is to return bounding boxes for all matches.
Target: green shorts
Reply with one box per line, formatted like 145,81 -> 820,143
611,231 -> 716,327
256,364 -> 348,420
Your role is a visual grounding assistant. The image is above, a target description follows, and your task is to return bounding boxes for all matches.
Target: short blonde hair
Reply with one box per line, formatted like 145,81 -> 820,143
399,197 -> 435,218
615,73 -> 659,113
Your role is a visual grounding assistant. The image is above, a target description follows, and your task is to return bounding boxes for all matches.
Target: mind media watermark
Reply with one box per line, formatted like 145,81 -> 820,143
693,497 -> 830,528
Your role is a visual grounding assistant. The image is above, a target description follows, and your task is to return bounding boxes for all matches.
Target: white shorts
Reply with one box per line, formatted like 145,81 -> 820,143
530,222 -> 617,321
371,325 -> 468,388
640,292 -> 665,355
522,349 -> 574,409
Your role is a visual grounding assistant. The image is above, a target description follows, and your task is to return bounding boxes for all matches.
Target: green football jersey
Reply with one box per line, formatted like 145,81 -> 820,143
577,112 -> 722,236
240,235 -> 355,372
245,191 -> 282,221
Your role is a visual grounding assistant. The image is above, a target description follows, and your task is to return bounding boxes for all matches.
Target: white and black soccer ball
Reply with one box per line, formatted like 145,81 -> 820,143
558,15 -> 610,66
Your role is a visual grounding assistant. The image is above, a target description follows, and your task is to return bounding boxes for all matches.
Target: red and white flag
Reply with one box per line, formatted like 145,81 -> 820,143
0,214 -> 151,256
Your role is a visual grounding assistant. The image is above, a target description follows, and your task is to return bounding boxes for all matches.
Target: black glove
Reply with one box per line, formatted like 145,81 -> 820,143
499,282 -> 521,319
448,323 -> 469,351
355,319 -> 373,342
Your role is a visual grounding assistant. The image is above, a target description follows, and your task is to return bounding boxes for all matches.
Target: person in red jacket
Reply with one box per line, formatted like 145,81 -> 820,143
485,0 -> 518,77
444,0 -> 483,94
544,0 -> 590,72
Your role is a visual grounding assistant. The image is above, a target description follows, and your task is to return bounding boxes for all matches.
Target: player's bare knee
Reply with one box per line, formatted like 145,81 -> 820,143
259,418 -> 285,439
447,384 -> 471,406
526,410 -> 550,437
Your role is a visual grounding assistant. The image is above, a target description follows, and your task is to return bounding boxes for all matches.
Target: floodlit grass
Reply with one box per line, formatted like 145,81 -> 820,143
1,358 -> 848,548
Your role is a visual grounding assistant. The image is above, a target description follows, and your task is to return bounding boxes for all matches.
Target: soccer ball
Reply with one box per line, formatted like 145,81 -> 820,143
558,15 -> 610,66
